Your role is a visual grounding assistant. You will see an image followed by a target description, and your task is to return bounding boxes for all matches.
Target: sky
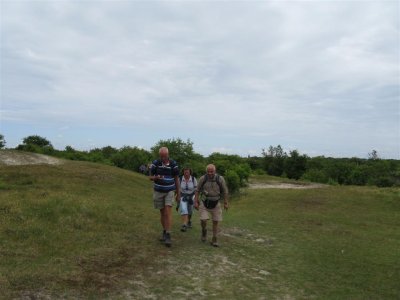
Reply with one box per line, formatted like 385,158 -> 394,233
1,1 -> 399,158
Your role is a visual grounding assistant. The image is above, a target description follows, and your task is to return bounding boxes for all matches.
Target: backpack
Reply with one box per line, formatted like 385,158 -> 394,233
199,174 -> 224,209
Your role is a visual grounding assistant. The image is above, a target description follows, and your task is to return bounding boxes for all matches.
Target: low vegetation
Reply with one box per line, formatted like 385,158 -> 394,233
2,134 -> 399,191
0,160 -> 398,298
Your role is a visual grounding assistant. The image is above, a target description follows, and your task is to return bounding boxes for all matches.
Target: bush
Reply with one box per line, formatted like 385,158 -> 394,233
224,169 -> 241,194
22,135 -> 52,148
348,165 -> 370,186
16,135 -> 54,154
301,169 -> 330,184
231,163 -> 251,185
284,150 -> 308,180
369,176 -> 395,187
253,169 -> 266,175
111,146 -> 152,172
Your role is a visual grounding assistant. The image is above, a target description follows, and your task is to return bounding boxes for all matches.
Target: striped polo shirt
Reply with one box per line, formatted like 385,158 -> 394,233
150,159 -> 179,192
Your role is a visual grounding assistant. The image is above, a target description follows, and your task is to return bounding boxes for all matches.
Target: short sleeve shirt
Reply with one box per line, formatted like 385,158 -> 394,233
150,159 -> 179,192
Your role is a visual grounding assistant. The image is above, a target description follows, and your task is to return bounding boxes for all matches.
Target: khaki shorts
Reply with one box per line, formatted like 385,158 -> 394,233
199,201 -> 222,222
153,190 -> 174,209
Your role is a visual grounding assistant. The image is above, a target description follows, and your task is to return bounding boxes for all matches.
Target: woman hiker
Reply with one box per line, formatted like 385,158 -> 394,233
177,167 -> 197,232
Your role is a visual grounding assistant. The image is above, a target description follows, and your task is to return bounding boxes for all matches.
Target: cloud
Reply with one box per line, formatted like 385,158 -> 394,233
1,1 -> 398,158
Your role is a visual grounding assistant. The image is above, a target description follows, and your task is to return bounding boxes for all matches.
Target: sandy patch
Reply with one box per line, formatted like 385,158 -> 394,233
0,151 -> 62,166
248,183 -> 326,189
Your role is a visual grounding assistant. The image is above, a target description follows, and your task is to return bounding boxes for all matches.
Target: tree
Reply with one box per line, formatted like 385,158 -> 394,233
262,145 -> 287,176
0,134 -> 5,149
111,146 -> 152,172
101,146 -> 118,159
16,135 -> 54,154
151,138 -> 202,168
22,135 -> 52,148
65,145 -> 75,152
284,150 -> 308,180
368,149 -> 379,160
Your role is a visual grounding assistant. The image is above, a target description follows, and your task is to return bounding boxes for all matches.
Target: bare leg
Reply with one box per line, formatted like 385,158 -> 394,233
182,214 -> 188,225
201,219 -> 207,242
160,208 -> 165,230
164,205 -> 172,232
211,221 -> 219,246
201,219 -> 207,230
212,221 -> 218,238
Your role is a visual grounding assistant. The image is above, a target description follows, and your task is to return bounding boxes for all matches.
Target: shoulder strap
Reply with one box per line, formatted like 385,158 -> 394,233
199,174 -> 208,192
215,174 -> 224,193
199,174 -> 224,193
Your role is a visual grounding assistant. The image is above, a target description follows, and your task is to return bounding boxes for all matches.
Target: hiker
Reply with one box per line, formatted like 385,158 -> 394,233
149,147 -> 181,247
194,164 -> 229,247
176,167 -> 197,232
139,164 -> 147,175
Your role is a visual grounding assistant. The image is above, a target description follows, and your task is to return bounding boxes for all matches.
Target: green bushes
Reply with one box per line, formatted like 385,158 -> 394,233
261,145 -> 399,187
8,134 -> 399,188
224,169 -> 241,193
301,169 -> 330,184
110,146 -> 152,172
284,150 -> 308,180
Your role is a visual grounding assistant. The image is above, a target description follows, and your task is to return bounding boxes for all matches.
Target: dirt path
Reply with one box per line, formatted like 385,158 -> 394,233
122,226 -> 294,300
248,183 -> 326,189
0,150 -> 62,166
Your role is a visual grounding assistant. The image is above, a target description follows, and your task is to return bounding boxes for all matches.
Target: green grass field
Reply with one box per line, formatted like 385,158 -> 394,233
1,158 -> 399,299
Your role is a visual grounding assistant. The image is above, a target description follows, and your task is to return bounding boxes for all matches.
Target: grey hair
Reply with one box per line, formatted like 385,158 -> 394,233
206,164 -> 216,171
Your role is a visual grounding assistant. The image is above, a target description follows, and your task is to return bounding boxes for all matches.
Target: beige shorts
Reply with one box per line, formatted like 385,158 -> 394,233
199,201 -> 222,222
153,190 -> 174,209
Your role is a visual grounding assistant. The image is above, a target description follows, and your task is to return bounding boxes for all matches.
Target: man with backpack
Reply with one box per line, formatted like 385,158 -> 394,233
149,147 -> 181,247
194,164 -> 229,247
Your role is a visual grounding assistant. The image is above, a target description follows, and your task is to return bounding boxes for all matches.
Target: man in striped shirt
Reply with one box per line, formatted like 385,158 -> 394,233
149,147 -> 181,247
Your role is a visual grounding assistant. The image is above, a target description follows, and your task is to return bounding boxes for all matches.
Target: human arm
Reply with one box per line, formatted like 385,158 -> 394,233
220,177 -> 229,210
174,175 -> 181,203
194,190 -> 200,210
149,174 -> 163,181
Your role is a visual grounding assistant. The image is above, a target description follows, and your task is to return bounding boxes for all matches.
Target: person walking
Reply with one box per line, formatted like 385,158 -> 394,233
194,164 -> 229,247
177,167 -> 197,232
149,147 -> 180,247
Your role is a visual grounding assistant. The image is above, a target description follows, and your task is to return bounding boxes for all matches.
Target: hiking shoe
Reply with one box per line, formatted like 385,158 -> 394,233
181,225 -> 187,232
201,228 -> 207,242
164,232 -> 172,247
211,236 -> 219,247
188,221 -> 192,228
159,231 -> 166,242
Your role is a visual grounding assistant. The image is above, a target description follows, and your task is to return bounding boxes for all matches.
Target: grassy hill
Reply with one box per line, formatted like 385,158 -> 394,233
0,153 -> 399,299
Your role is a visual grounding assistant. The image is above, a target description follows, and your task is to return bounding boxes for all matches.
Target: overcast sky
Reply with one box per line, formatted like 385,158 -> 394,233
1,1 -> 399,158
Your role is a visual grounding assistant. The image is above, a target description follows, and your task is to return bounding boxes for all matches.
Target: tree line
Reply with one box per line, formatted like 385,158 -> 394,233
1,134 -> 399,190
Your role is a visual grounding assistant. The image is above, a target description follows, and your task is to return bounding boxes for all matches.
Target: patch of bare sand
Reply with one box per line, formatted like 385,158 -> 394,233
248,183 -> 326,190
0,150 -> 62,166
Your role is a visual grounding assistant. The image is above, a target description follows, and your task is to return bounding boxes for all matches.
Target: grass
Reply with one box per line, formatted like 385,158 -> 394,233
0,159 -> 399,299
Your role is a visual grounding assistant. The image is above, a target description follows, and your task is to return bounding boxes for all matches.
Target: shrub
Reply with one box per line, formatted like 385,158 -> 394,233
284,150 -> 308,180
224,169 -> 241,194
301,169 -> 329,184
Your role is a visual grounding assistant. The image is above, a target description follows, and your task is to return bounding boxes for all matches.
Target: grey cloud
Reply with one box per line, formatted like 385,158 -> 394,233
1,1 -> 398,157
